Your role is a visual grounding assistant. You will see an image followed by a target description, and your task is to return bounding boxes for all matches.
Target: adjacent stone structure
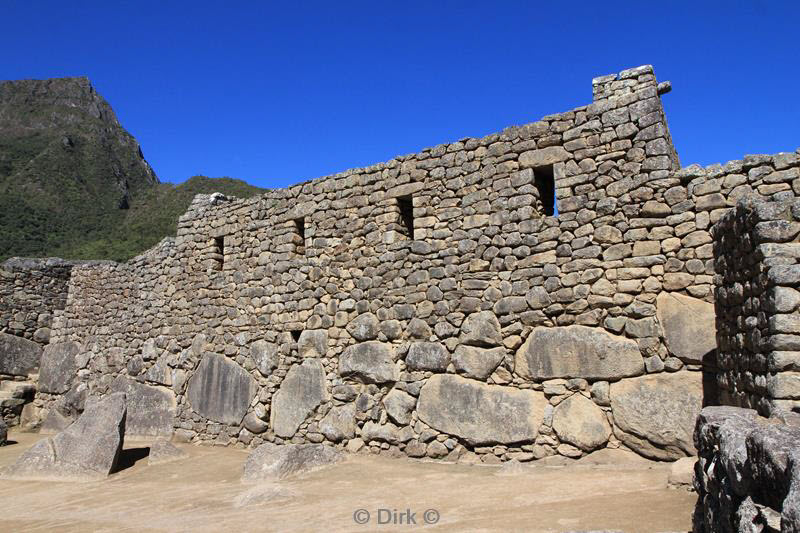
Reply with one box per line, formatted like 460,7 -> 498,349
714,196 -> 800,417
693,406 -> 800,532
7,65 -> 799,465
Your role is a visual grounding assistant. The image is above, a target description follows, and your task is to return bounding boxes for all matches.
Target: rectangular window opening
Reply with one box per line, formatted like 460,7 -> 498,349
397,195 -> 414,239
533,165 -> 556,217
293,217 -> 306,255
212,236 -> 225,271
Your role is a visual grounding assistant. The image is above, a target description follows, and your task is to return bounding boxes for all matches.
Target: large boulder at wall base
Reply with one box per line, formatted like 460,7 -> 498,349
339,341 -> 398,384
656,292 -> 716,364
610,370 -> 703,460
38,341 -> 80,394
515,325 -> 645,381
111,376 -> 176,437
0,332 -> 42,377
186,353 -> 256,426
242,443 -> 343,482
2,393 -> 126,481
270,359 -> 328,438
552,393 -> 612,452
417,374 -> 547,446
459,311 -> 503,347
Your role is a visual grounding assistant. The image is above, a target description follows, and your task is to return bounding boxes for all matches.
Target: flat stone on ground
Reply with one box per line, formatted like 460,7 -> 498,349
242,443 -> 343,481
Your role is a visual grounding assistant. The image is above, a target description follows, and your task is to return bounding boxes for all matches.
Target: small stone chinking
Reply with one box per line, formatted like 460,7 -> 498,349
1,65 -> 798,469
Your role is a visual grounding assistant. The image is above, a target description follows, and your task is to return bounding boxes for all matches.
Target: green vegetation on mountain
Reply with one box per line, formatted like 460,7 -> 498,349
0,77 -> 266,262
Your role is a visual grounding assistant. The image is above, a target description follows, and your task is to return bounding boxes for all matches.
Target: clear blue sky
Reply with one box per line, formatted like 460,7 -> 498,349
4,1 -> 799,188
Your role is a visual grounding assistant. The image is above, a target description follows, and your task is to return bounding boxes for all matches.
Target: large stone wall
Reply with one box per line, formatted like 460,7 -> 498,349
714,197 -> 800,416
0,257 -> 86,346
28,65 -> 800,464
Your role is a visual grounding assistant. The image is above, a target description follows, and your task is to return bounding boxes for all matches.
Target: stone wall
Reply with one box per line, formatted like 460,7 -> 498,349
0,257 -> 90,346
30,65 -> 800,464
714,197 -> 800,416
0,257 -> 99,426
693,406 -> 800,532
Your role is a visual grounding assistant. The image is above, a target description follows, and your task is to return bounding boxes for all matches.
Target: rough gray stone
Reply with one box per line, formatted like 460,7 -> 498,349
406,342 -> 450,372
452,345 -> 505,381
111,376 -> 176,437
2,392 -> 126,481
417,374 -> 547,445
242,443 -> 343,481
186,353 -> 256,426
610,370 -> 702,459
383,389 -> 417,425
360,421 -> 400,443
459,311 -> 503,347
0,418 -> 6,446
656,292 -> 716,364
147,439 -> 188,465
515,326 -> 644,381
339,341 -> 398,383
319,403 -> 356,442
552,393 -> 612,451
519,146 -> 569,168
297,330 -> 328,358
250,340 -> 280,377
346,312 -> 379,341
243,411 -> 268,434
0,332 -> 42,377
270,359 -> 328,438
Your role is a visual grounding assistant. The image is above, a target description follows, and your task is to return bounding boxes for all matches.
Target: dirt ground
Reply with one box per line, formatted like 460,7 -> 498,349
0,430 -> 695,532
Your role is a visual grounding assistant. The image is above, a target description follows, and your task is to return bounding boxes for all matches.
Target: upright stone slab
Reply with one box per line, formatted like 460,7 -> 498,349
111,376 -> 176,437
515,325 -> 644,381
186,353 -> 256,426
610,370 -> 703,460
38,341 -> 80,394
270,359 -> 328,438
2,392 -> 126,481
656,292 -> 716,364
417,374 -> 547,445
0,332 -> 42,377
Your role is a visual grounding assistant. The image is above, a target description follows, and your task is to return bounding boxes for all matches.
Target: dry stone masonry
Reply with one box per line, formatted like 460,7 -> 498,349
714,196 -> 800,417
3,65 -> 799,467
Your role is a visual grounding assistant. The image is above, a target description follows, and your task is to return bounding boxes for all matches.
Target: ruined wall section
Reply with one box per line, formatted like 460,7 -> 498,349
713,196 -> 800,417
0,257 -> 91,346
38,65 -> 798,463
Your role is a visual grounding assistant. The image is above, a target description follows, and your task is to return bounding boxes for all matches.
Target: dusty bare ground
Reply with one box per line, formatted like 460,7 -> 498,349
0,430 -> 695,532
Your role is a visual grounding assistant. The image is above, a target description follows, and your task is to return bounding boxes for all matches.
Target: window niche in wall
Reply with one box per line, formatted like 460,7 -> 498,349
290,329 -> 302,342
397,195 -> 415,239
292,217 -> 306,255
533,165 -> 556,216
211,235 -> 225,271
